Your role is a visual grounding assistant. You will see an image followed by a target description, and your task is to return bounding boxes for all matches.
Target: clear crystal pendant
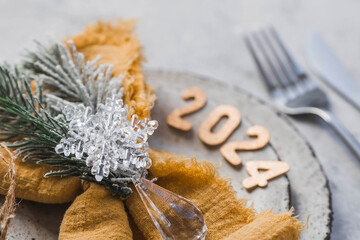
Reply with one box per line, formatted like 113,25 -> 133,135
132,177 -> 207,240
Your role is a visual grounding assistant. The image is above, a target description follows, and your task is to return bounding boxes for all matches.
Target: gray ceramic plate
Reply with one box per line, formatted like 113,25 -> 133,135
4,70 -> 331,240
147,70 -> 331,240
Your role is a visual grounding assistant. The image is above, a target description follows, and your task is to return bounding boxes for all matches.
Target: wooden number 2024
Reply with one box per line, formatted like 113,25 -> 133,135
166,87 -> 290,189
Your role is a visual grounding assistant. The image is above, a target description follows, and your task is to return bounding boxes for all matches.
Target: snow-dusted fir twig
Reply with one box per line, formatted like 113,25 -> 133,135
23,40 -> 124,112
0,63 -> 158,198
0,39 -> 159,198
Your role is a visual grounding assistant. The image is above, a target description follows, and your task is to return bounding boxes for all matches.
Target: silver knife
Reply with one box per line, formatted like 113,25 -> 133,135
306,31 -> 360,110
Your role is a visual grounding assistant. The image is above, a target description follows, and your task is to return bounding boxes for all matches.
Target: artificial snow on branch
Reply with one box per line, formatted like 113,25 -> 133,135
23,40 -> 124,111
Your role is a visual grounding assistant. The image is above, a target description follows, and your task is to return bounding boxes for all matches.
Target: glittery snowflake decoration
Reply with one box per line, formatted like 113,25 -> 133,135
55,96 -> 158,182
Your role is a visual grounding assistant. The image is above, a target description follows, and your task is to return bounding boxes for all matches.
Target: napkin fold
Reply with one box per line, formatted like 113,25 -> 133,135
0,20 -> 304,240
0,148 -> 81,203
59,182 -> 132,240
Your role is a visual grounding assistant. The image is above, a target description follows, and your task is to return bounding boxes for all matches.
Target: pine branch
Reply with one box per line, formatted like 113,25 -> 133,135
0,65 -> 133,198
0,65 -> 66,150
23,40 -> 124,111
0,66 -> 80,173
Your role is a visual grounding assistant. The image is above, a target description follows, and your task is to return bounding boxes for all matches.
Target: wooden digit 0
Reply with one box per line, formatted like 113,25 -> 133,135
242,161 -> 290,190
198,105 -> 241,146
167,87 -> 207,131
220,125 -> 270,166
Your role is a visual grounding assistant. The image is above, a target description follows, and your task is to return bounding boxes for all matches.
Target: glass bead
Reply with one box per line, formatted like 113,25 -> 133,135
55,144 -> 64,154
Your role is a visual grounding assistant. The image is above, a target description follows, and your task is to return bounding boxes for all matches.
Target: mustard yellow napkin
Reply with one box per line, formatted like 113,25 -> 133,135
0,21 -> 303,240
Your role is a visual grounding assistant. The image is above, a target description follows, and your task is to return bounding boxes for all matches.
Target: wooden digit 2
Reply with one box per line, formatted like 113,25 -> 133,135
167,87 -> 207,131
198,105 -> 241,146
242,161 -> 290,190
220,125 -> 270,165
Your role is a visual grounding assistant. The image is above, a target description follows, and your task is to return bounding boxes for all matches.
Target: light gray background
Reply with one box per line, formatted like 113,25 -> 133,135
0,1 -> 359,239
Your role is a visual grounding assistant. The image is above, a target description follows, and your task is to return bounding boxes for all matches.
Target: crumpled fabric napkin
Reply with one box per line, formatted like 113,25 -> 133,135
0,21 -> 304,240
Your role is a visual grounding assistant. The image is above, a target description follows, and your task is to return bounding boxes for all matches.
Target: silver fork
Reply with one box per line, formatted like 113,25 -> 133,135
245,27 -> 360,158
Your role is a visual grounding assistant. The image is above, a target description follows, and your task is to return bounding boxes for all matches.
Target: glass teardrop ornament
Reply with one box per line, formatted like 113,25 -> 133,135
132,177 -> 207,240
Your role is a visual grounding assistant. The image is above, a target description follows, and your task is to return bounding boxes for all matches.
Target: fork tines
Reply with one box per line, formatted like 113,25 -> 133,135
245,27 -> 306,93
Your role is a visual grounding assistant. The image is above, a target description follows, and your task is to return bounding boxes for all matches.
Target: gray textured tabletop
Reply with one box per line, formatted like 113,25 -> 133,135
1,1 -> 359,239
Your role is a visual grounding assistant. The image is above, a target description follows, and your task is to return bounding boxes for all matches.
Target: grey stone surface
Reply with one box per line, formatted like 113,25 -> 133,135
5,201 -> 68,240
0,1 -> 359,239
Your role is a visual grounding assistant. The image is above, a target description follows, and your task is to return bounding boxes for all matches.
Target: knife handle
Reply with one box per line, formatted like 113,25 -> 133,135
319,110 -> 360,158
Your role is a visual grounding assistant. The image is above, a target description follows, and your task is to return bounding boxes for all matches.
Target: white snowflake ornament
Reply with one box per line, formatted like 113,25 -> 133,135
55,96 -> 158,182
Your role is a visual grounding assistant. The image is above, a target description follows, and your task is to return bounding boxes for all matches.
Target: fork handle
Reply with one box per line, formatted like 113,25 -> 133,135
317,109 -> 360,158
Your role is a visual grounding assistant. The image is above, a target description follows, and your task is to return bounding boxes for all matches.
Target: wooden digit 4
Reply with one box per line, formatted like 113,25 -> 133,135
220,125 -> 270,165
198,105 -> 241,146
242,161 -> 290,190
166,87 -> 207,131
